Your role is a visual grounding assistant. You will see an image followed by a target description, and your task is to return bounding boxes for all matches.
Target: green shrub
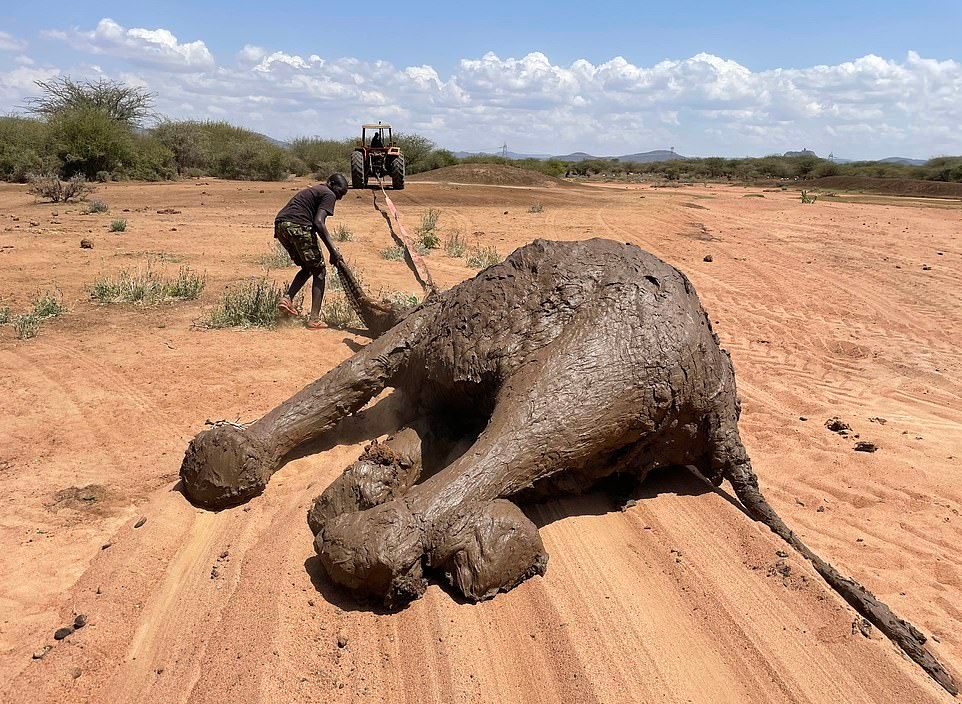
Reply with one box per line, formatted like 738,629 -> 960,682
31,291 -> 65,319
416,209 -> 441,250
380,245 -> 405,261
29,174 -> 92,202
152,120 -> 211,175
204,277 -> 284,328
122,133 -> 176,181
49,107 -> 135,179
217,141 -> 287,181
444,230 -> 468,257
89,265 -> 205,304
257,240 -> 294,268
383,291 -> 420,308
800,190 -> 818,204
466,244 -> 501,269
528,203 -> 544,213
0,305 -> 10,324
288,137 -> 353,176
165,267 -> 206,300
333,223 -> 353,241
14,314 -> 41,340
110,219 -> 128,232
85,199 -> 109,213
322,295 -> 361,329
0,116 -> 56,182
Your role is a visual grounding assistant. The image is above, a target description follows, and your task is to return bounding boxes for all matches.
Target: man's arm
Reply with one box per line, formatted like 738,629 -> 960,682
314,210 -> 343,265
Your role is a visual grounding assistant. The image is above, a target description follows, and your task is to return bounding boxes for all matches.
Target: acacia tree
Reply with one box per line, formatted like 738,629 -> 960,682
25,77 -> 154,126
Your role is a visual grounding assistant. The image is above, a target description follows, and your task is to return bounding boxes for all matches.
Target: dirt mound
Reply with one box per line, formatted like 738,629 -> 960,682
804,176 -> 962,198
410,164 -> 570,187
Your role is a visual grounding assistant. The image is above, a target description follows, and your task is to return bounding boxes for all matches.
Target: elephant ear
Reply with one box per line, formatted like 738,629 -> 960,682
432,499 -> 548,602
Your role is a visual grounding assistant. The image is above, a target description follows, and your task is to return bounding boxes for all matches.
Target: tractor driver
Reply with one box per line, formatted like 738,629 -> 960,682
274,173 -> 349,329
370,130 -> 383,148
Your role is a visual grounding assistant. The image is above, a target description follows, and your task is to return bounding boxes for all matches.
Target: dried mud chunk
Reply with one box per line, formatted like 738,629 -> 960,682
825,417 -> 850,433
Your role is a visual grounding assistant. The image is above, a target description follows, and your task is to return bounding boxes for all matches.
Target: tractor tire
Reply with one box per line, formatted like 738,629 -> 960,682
390,155 -> 405,190
350,151 -> 365,189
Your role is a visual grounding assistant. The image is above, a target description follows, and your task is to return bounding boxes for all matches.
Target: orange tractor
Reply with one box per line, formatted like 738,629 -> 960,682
351,122 -> 404,190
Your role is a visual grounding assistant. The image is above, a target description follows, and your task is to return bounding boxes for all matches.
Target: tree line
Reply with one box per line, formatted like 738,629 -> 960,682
2,77 -> 960,185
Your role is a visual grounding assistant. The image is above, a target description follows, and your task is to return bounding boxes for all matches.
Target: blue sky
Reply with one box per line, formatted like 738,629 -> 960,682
2,2 -> 961,158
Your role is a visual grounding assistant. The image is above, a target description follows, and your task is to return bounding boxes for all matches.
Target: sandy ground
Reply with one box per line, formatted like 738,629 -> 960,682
1,178 -> 960,703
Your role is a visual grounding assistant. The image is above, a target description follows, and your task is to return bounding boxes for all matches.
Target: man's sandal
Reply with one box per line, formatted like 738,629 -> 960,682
278,297 -> 300,316
305,318 -> 325,330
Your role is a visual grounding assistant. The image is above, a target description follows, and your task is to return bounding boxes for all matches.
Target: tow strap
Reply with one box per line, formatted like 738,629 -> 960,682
371,175 -> 437,296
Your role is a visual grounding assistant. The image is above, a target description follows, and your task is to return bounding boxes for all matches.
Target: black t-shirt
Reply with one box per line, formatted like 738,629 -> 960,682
275,184 -> 336,228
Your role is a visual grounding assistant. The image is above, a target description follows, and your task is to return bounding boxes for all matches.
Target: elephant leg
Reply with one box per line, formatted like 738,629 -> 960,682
307,425 -> 425,536
317,291 -> 668,605
180,310 -> 429,509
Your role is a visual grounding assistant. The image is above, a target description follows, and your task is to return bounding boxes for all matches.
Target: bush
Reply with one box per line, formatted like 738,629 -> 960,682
50,107 -> 135,179
29,174 -> 92,202
800,190 -> 818,204
383,291 -> 420,308
257,240 -> 294,268
380,245 -> 405,261
444,230 -> 468,258
31,290 -> 65,319
217,141 -> 287,181
333,223 -> 353,241
0,305 -> 10,324
204,277 -> 284,328
416,209 -> 441,250
322,295 -> 361,329
89,265 -> 205,304
395,133 -> 436,174
288,137 -> 353,176
466,244 -> 501,269
152,120 -> 211,175
110,219 -> 127,232
0,116 -> 56,182
528,203 -> 544,213
122,133 -> 176,181
14,314 -> 41,340
85,199 -> 109,214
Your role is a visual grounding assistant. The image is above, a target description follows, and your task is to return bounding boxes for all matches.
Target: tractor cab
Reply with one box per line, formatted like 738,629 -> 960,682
351,122 -> 405,189
363,124 -> 393,149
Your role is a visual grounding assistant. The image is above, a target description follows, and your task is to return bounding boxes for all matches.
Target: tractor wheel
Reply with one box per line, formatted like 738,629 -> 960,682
350,151 -> 365,189
390,155 -> 405,190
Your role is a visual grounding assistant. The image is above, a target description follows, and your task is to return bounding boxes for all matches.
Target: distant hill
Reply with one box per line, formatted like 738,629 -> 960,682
452,150 -> 552,160
553,150 -> 687,163
259,133 -> 290,149
453,149 -> 687,163
552,152 -> 601,162
783,149 -> 818,158
616,150 -> 687,163
879,157 -> 927,166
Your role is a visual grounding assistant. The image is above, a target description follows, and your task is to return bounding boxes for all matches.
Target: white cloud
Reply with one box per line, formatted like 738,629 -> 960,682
44,18 -> 213,72
0,65 -> 59,103
0,30 -> 27,53
14,20 -> 962,158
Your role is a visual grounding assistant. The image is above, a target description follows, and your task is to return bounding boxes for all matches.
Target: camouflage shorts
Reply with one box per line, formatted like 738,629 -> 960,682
275,221 -> 324,270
